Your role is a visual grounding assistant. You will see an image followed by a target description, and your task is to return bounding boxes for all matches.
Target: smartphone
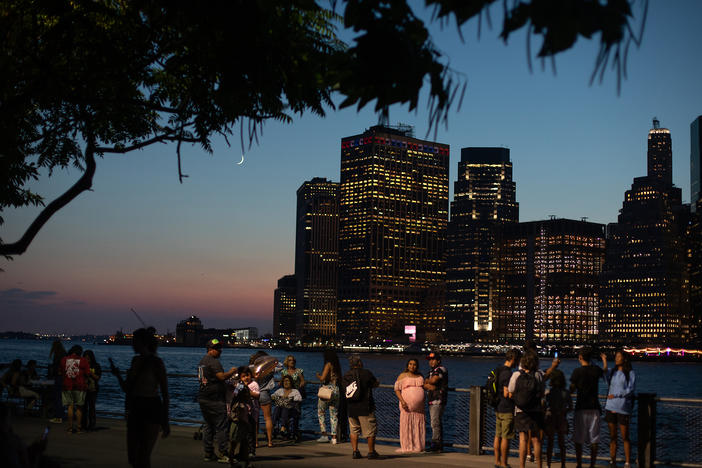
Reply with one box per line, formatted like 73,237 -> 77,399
41,426 -> 50,441
554,350 -> 559,359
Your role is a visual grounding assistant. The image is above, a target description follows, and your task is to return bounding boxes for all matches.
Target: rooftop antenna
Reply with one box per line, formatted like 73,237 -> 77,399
653,117 -> 660,129
549,215 -> 557,220
131,308 -> 147,328
378,107 -> 389,127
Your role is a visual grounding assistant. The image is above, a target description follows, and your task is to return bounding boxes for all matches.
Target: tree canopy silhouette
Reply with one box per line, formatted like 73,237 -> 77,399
0,0 -> 646,257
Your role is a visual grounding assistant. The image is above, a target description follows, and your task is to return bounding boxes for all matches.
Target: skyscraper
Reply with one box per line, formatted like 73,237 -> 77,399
445,147 -> 518,341
338,125 -> 449,341
600,119 -> 691,345
691,116 -> 702,211
273,275 -> 297,339
294,178 -> 339,339
493,219 -> 605,344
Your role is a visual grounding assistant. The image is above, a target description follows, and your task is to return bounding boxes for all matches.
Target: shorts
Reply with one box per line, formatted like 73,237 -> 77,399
495,412 -> 515,439
259,389 -> 272,406
348,412 -> 377,438
544,410 -> 569,436
573,409 -> 601,444
515,411 -> 544,433
62,390 -> 86,406
605,410 -> 630,426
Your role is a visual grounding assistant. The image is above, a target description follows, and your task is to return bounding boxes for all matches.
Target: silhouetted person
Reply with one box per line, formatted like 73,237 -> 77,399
60,346 -> 89,433
81,350 -> 101,431
110,327 -> 170,468
47,341 -> 66,424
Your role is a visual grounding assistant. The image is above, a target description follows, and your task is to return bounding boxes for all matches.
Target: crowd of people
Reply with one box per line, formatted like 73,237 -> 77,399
491,343 -> 636,468
1,336 -> 638,468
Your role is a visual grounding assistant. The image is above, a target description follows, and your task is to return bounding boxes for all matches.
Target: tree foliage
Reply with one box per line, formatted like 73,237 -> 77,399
0,0 -> 646,257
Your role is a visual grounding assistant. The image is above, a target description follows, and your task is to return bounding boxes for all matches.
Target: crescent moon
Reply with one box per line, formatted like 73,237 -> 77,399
237,154 -> 245,165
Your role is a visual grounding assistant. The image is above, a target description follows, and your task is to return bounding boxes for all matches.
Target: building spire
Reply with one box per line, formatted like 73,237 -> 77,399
653,117 -> 660,129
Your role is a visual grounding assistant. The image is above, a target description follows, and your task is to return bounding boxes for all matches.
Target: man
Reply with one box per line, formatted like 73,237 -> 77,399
342,354 -> 380,460
423,351 -> 448,452
570,347 -> 607,468
198,338 -> 238,463
494,348 -> 521,468
509,351 -> 545,468
60,345 -> 89,434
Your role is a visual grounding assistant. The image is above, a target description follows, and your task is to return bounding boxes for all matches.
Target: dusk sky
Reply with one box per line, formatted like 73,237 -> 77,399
1,1 -> 701,336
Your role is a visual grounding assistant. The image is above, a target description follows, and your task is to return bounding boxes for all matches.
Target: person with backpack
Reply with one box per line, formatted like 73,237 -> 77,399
570,347 -> 607,468
509,351 -> 544,468
342,354 -> 379,460
603,350 -> 636,468
490,348 -> 521,468
60,345 -> 90,434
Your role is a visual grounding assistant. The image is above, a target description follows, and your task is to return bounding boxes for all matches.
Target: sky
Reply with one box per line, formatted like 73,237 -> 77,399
1,1 -> 701,336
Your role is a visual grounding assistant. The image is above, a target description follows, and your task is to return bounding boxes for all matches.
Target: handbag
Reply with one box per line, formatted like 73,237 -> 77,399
318,385 -> 333,401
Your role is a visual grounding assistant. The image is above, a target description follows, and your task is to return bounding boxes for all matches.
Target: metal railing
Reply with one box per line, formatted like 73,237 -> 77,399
18,370 -> 698,467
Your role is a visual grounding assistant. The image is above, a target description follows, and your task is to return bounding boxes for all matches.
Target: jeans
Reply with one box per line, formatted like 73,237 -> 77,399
318,387 -> 339,436
199,399 -> 229,457
429,404 -> 445,447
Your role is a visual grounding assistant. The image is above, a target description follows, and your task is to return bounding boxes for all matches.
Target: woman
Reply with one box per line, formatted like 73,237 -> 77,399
393,358 -> 425,453
48,340 -> 66,423
271,375 -> 303,440
249,351 -> 275,448
315,349 -> 342,444
604,350 -> 636,468
280,355 -> 305,397
82,350 -> 102,431
110,327 -> 170,468
1,360 -> 40,406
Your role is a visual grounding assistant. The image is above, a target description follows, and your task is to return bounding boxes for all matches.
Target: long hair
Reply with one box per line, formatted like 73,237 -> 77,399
615,349 -> 633,383
49,340 -> 66,361
83,350 -> 97,367
323,349 -> 342,378
405,358 -> 420,374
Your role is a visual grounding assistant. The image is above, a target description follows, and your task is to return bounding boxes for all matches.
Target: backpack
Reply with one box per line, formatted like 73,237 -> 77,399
345,370 -> 362,402
513,370 -> 540,412
484,367 -> 501,408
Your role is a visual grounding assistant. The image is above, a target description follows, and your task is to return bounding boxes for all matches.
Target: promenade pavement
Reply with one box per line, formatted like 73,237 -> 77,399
11,415 -> 503,468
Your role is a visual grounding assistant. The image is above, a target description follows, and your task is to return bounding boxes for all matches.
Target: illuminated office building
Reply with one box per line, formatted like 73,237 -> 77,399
493,219 -> 605,344
691,116 -> 702,210
338,125 -> 449,341
273,275 -> 297,339
295,178 -> 339,339
600,119 -> 691,345
446,147 -> 518,342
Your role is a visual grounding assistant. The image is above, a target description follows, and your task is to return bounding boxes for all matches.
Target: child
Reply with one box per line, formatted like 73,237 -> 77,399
544,369 -> 571,468
228,366 -> 256,467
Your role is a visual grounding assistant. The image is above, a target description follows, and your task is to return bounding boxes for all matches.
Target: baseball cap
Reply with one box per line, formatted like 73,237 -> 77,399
426,351 -> 440,360
206,338 -> 222,350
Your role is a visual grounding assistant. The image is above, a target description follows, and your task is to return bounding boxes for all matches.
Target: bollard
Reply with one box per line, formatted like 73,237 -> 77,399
469,385 -> 484,455
637,393 -> 657,468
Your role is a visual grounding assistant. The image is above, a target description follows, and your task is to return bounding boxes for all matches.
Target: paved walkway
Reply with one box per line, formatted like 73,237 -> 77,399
11,415 -> 505,468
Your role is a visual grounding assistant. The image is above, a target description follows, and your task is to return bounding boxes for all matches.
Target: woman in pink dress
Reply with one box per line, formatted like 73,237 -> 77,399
393,358 -> 425,453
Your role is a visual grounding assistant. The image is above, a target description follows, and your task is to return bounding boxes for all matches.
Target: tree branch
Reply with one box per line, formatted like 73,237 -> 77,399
0,143 -> 97,257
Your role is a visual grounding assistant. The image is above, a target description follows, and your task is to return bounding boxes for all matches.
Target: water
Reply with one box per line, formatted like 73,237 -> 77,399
2,339 -> 701,422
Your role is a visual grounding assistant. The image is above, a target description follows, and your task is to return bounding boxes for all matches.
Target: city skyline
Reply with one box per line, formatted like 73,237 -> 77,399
1,1 -> 701,335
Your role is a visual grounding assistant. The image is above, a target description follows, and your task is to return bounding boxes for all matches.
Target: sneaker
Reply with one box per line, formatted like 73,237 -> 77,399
367,451 -> 380,460
609,461 -> 617,468
331,437 -> 337,445
352,450 -> 362,459
217,455 -> 230,463
317,435 -> 329,443
203,455 -> 216,462
49,418 -> 63,424
528,454 -> 535,463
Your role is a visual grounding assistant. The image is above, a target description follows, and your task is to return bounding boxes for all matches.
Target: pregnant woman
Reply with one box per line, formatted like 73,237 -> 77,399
393,358 -> 425,453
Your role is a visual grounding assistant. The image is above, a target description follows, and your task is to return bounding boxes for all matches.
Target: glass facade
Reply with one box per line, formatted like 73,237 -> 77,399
274,275 -> 297,339
691,116 -> 702,211
337,125 -> 449,341
445,147 -> 518,342
600,120 -> 691,345
493,219 -> 605,344
294,178 -> 339,339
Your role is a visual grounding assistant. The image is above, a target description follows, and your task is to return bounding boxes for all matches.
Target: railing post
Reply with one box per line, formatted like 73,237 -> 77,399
637,393 -> 657,468
469,385 -> 484,455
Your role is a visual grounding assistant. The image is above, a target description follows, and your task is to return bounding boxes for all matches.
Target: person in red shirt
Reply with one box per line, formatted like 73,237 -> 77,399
60,345 -> 90,433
